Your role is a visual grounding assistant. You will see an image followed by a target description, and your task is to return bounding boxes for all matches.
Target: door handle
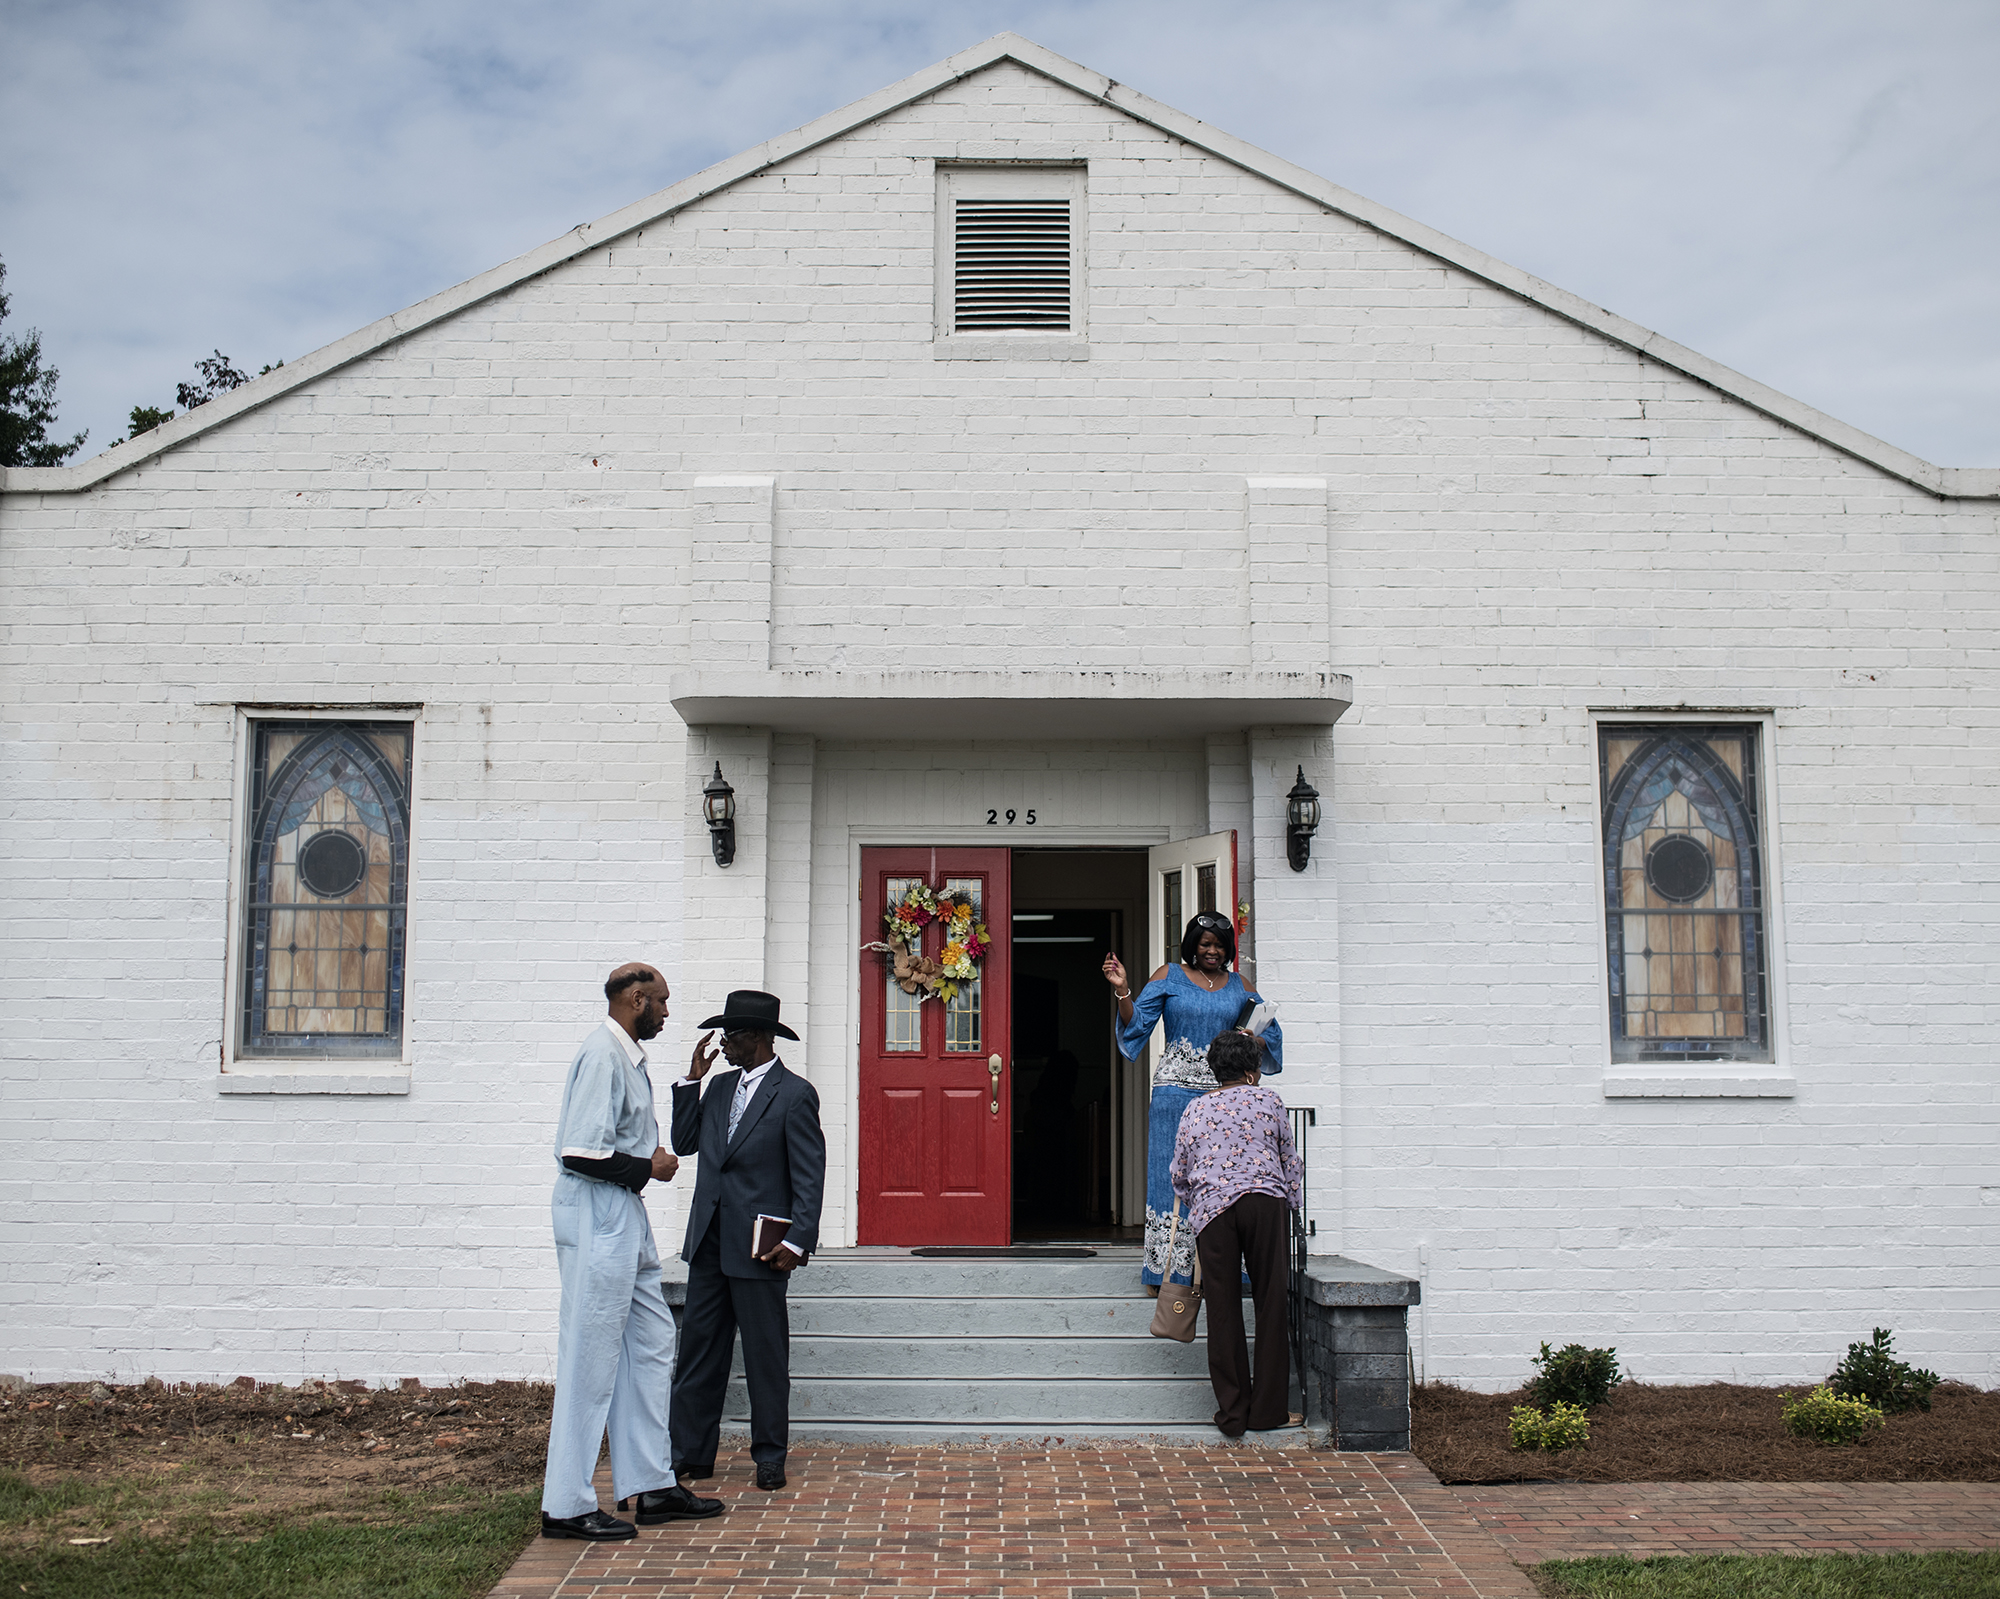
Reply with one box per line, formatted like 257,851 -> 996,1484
988,1054 -> 1003,1116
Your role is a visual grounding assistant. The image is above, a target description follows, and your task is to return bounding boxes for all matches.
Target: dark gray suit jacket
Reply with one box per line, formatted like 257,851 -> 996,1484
670,1059 -> 826,1279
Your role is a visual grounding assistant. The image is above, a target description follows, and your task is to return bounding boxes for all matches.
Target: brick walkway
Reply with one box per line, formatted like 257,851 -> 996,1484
1454,1479 -> 2000,1565
490,1445 -> 1540,1599
489,1450 -> 2000,1599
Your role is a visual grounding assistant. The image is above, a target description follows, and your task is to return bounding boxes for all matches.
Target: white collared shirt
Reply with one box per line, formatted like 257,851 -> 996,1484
731,1059 -> 776,1101
605,1016 -> 647,1070
675,1054 -> 776,1093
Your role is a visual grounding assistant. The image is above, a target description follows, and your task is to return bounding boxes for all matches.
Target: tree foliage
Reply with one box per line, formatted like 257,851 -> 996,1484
124,352 -> 283,441
176,349 -> 250,410
0,257 -> 88,468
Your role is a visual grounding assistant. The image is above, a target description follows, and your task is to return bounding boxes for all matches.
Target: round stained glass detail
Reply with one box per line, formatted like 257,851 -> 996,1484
1645,834 -> 1714,903
298,830 -> 367,898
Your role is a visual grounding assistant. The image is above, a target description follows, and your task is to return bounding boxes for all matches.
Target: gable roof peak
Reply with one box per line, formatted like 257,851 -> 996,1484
5,33 -> 1992,499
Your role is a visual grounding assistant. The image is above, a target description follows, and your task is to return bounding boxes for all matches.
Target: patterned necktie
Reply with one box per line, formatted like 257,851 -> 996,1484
728,1072 -> 755,1142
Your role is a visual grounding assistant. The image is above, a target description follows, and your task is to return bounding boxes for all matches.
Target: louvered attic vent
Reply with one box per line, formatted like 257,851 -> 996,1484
953,198 -> 1071,333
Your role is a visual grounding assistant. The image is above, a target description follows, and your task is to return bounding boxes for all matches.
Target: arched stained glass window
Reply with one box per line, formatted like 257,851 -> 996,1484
1600,725 -> 1770,1063
241,721 -> 412,1056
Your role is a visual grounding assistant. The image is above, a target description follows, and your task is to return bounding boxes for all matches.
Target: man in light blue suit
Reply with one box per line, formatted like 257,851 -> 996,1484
539,963 -> 726,1541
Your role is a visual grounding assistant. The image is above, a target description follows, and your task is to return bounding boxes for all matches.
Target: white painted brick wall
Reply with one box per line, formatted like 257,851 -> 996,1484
3,58 -> 1996,1385
690,476 -> 776,668
1246,479 -> 1331,669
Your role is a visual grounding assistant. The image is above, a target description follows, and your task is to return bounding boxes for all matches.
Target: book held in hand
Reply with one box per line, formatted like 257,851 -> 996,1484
752,1213 -> 793,1258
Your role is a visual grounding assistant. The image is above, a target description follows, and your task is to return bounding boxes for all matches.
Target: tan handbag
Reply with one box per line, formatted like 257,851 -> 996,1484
1148,1201 -> 1203,1342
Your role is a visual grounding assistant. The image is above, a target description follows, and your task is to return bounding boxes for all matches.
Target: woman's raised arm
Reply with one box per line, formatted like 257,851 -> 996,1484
1115,966 -> 1174,1059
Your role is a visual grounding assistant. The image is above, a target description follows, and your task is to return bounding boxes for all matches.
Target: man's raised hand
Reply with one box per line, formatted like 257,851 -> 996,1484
689,1030 -> 719,1081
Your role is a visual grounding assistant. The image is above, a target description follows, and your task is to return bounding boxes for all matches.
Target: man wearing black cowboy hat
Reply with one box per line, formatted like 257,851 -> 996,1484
667,989 -> 824,1492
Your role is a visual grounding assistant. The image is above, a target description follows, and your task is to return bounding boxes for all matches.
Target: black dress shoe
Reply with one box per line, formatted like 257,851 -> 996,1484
541,1509 -> 636,1541
754,1462 -> 786,1491
633,1483 -> 725,1523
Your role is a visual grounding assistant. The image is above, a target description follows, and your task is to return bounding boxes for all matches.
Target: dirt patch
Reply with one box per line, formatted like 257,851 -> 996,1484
1413,1380 -> 2000,1485
0,1378 -> 552,1547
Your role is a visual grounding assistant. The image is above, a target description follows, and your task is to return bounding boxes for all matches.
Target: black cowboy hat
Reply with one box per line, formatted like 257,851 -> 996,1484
696,989 -> 800,1041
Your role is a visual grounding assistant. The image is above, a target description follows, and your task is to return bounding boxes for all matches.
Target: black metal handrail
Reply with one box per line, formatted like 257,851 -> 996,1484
1287,1105 -> 1316,1419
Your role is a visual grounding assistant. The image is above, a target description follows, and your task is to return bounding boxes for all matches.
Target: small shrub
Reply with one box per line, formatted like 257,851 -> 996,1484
1828,1327 -> 1941,1415
1509,1401 -> 1591,1454
1525,1341 -> 1622,1409
1781,1383 -> 1884,1445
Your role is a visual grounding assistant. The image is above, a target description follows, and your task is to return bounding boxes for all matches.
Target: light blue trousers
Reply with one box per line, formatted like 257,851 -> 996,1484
540,1173 -> 677,1518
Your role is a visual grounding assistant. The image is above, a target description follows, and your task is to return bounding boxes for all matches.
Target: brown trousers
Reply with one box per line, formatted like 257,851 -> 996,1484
1195,1191 -> 1292,1437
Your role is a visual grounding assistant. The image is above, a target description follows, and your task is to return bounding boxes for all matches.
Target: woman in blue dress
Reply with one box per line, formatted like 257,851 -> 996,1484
1103,909 -> 1282,1291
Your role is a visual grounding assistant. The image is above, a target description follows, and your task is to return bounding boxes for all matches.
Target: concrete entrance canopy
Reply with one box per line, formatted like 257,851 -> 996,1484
669,668 -> 1354,739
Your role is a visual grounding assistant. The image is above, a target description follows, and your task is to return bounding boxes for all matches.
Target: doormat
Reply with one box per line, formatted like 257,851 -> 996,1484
910,1247 -> 1098,1258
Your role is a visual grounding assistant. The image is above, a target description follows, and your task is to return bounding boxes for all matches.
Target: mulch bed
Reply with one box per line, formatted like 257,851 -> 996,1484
0,1377 -> 554,1544
1413,1380 -> 2000,1484
13,1373 -> 2000,1510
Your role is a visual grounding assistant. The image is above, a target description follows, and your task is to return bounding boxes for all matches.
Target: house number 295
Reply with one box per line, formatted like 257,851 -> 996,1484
986,809 -> 1036,825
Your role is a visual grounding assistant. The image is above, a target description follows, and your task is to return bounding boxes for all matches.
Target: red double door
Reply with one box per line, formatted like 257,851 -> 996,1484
857,847 -> 1012,1245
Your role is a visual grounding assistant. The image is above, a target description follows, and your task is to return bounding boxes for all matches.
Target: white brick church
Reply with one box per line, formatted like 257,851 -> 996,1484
3,35 -> 1995,1394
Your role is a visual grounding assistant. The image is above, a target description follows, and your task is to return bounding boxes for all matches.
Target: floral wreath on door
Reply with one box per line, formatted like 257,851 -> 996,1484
861,882 -> 990,1003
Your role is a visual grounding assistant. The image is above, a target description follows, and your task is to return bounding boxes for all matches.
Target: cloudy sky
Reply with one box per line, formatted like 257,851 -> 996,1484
4,0 -> 1996,466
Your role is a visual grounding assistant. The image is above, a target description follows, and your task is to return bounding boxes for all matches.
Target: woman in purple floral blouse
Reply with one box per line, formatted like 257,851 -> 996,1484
1169,1028 -> 1303,1437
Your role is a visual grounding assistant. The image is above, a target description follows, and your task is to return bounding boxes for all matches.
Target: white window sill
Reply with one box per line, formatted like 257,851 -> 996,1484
219,1070 -> 411,1096
1603,1073 -> 1794,1099
934,337 -> 1089,361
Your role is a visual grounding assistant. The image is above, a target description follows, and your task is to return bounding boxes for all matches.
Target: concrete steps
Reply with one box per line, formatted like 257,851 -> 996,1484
776,1334 -> 1213,1378
705,1247 -> 1299,1446
791,1296 -> 1161,1338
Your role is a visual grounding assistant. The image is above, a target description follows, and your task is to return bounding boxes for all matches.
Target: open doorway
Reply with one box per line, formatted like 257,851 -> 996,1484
1010,849 -> 1148,1242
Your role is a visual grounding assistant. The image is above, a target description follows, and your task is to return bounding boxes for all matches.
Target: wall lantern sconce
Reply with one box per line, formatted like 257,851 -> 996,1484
1285,766 -> 1321,872
702,762 -> 737,866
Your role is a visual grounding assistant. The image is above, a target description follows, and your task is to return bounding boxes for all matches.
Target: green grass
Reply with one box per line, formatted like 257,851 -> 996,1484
1537,1551 -> 2000,1598
0,1473 -> 124,1524
0,1473 -> 539,1599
